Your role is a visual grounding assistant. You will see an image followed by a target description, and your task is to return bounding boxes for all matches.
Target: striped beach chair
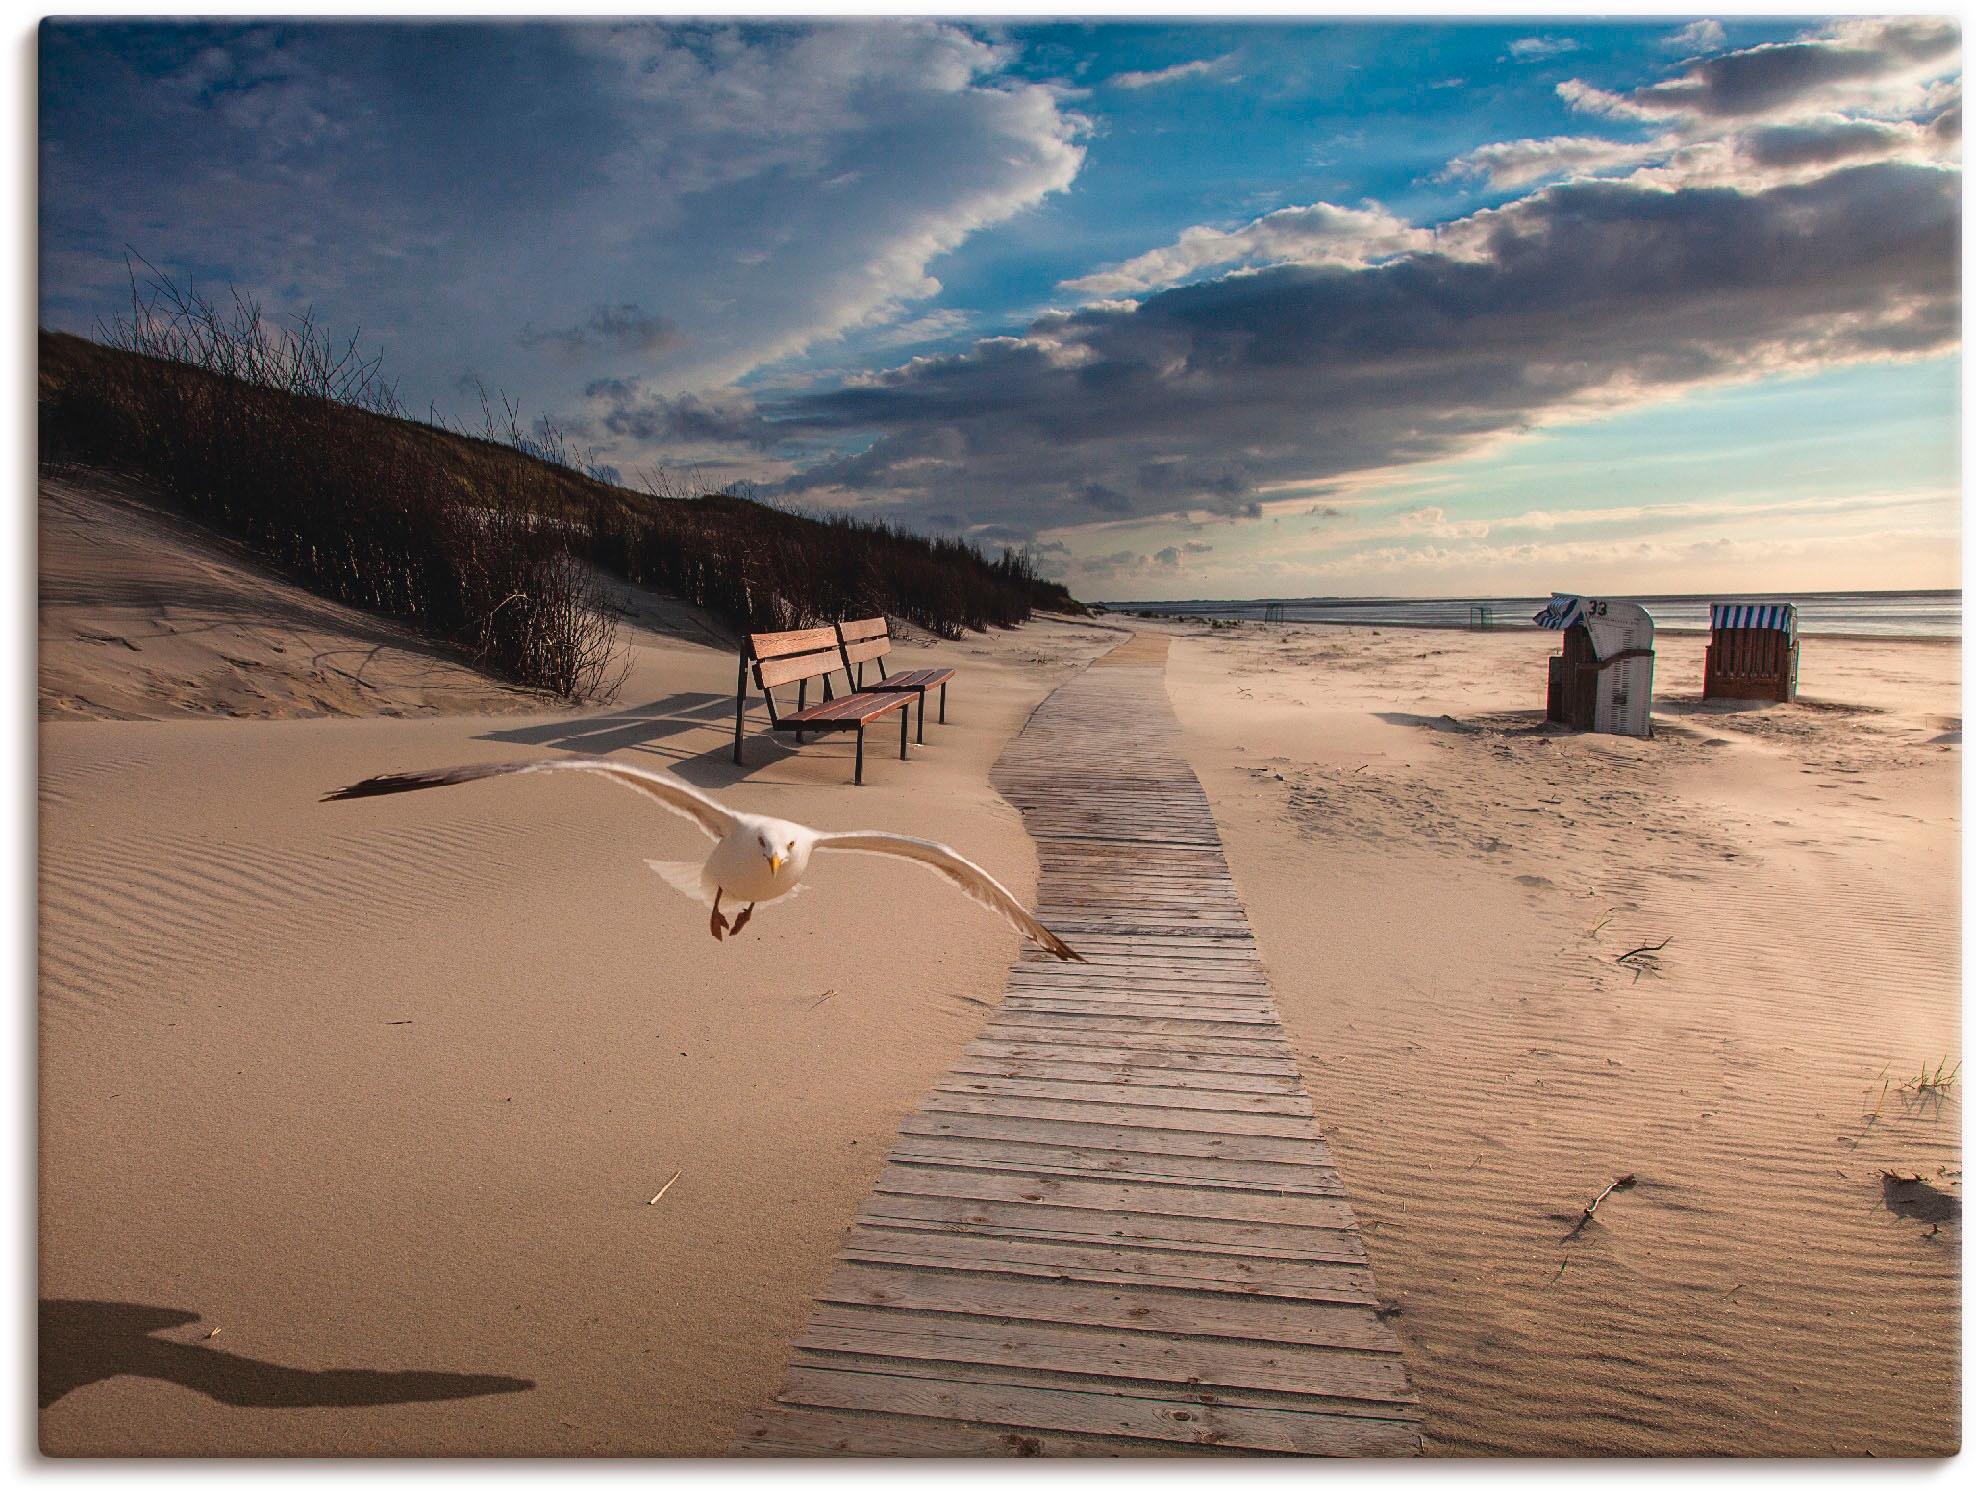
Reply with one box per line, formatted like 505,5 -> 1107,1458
1705,602 -> 1798,702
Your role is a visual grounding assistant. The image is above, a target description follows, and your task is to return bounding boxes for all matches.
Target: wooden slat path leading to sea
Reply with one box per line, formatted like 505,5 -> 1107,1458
736,632 -> 1419,1457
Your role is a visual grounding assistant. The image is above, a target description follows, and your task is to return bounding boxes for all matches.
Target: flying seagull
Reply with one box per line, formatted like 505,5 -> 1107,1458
324,757 -> 1084,960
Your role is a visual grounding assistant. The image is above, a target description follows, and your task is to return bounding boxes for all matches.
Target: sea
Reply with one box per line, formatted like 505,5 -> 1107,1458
1099,590 -> 1960,641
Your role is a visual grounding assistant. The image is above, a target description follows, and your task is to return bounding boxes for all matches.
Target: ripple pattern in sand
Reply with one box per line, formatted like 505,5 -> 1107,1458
39,818 -> 543,1018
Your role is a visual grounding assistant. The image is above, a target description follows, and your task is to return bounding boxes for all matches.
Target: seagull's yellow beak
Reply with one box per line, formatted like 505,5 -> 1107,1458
766,850 -> 785,875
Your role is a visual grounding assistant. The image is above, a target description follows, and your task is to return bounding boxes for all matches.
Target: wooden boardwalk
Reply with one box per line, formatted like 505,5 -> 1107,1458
736,633 -> 1420,1456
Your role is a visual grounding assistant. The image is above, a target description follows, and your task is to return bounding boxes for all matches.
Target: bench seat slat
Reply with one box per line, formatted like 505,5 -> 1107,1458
777,692 -> 914,729
866,667 -> 956,691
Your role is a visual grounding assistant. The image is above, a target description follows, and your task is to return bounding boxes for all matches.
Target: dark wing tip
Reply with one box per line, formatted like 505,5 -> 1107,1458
322,772 -> 423,795
1044,930 -> 1086,962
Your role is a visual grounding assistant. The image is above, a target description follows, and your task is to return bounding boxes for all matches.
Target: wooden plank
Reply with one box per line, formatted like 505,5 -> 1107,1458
837,1228 -> 1375,1303
899,1111 -> 1329,1164
962,1042 -> 1300,1077
1029,968 -> 1265,983
780,1346 -> 1418,1417
817,1263 -> 1398,1351
994,997 -> 1283,1023
919,1091 -> 1318,1138
734,1405 -> 1243,1457
784,692 -> 912,726
938,1071 -> 1308,1106
777,1367 -> 1420,1456
755,649 -> 841,689
885,1137 -> 1345,1196
750,625 -> 840,659
838,616 -> 890,642
979,1026 -> 1294,1055
870,1166 -> 1360,1228
949,1059 -> 1303,1095
852,1196 -> 1366,1261
795,1307 -> 1412,1403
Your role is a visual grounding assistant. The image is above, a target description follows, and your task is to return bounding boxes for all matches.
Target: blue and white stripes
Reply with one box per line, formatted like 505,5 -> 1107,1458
1533,593 -> 1584,630
1710,603 -> 1797,633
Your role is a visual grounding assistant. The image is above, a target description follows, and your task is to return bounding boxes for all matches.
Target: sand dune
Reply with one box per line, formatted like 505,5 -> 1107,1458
1163,620 -> 1959,1456
39,472 -> 561,721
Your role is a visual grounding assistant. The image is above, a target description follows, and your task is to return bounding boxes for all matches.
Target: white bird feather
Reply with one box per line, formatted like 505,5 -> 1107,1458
324,757 -> 1083,960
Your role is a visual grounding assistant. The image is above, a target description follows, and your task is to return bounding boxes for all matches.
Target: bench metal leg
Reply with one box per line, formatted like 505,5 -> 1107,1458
900,703 -> 910,760
916,690 -> 925,744
855,726 -> 865,785
939,681 -> 947,724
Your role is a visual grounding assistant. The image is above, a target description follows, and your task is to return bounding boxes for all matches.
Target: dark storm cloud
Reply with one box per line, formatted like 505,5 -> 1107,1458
519,304 -> 687,361
760,162 -> 1955,536
1626,17 -> 1957,119
586,383 -> 780,448
39,18 -> 1086,430
1742,119 -> 1914,169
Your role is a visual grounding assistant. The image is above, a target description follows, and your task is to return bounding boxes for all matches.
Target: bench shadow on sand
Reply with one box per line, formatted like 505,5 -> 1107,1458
474,690 -> 812,788
39,1299 -> 534,1411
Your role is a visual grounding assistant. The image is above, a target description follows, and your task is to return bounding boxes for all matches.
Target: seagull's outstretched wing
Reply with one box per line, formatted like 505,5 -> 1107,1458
812,831 -> 1084,962
324,758 -> 737,842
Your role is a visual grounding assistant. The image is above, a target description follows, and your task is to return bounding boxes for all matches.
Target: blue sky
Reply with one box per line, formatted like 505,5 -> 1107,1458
38,15 -> 1960,600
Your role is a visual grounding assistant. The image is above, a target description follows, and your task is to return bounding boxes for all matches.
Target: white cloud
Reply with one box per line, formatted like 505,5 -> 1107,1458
1059,200 -> 1433,297
1508,37 -> 1580,64
1439,133 -> 1667,189
1665,20 -> 1727,56
41,19 -> 1090,446
1110,54 -> 1236,90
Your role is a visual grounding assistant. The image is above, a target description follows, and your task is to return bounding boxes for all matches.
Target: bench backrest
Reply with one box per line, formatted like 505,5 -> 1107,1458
836,617 -> 892,675
747,626 -> 847,692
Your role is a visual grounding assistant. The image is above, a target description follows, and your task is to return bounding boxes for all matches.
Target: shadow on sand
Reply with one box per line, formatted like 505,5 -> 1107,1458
474,689 -> 822,788
39,1299 -> 534,1411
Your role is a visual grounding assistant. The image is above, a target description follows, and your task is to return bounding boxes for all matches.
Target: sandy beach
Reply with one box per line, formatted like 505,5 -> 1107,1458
39,476 -> 1958,1456
1164,617 -> 1960,1456
38,475 -> 1116,1455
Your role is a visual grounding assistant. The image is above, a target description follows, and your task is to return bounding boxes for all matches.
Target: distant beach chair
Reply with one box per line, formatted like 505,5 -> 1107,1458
1263,602 -> 1285,623
1533,594 -> 1656,737
1468,604 -> 1493,630
1704,602 -> 1798,703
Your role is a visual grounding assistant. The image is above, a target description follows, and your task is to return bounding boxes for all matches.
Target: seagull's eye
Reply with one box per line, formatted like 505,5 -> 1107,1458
786,840 -> 796,853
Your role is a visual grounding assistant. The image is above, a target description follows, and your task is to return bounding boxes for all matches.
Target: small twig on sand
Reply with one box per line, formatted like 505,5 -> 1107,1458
1615,937 -> 1672,964
648,1170 -> 682,1205
1564,1174 -> 1637,1239
809,987 -> 837,1011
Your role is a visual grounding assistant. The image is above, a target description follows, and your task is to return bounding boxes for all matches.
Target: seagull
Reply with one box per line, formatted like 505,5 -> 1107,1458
323,757 -> 1084,960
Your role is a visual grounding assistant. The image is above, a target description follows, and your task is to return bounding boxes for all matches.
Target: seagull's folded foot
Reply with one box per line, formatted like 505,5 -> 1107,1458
709,906 -> 729,940
730,903 -> 755,936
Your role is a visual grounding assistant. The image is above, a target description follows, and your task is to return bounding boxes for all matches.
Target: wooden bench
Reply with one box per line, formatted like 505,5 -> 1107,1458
836,617 -> 956,746
734,626 -> 913,784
